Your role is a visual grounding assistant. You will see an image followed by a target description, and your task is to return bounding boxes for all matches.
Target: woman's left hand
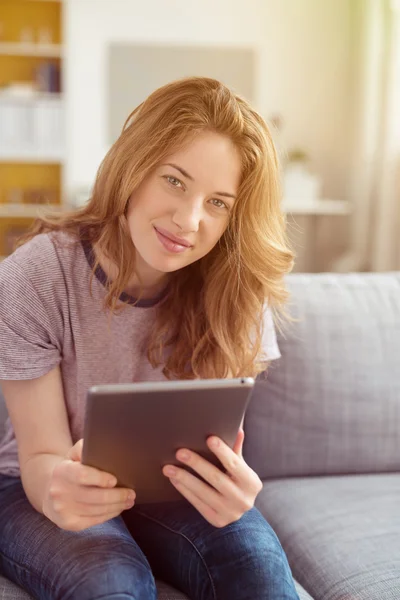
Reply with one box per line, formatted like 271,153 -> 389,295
162,429 -> 263,528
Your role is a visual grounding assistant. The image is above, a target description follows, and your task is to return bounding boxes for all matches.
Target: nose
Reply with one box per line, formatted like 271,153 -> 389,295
172,197 -> 203,233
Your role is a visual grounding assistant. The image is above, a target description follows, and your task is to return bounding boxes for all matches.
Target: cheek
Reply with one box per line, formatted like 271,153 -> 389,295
210,219 -> 229,242
127,180 -> 160,216
199,219 -> 228,254
127,198 -> 155,236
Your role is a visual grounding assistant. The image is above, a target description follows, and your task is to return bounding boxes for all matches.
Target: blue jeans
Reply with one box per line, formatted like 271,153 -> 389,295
0,475 -> 299,600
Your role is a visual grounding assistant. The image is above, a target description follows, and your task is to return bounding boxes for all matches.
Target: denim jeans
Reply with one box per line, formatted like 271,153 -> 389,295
0,475 -> 299,600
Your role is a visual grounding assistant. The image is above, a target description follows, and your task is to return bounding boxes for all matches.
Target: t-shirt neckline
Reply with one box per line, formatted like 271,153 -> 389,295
81,239 -> 167,308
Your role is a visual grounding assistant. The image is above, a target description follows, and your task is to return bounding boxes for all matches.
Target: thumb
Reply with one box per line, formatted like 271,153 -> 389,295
233,428 -> 245,457
66,439 -> 83,463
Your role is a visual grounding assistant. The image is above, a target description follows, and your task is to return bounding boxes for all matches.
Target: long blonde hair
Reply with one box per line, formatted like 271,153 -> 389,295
22,76 -> 294,379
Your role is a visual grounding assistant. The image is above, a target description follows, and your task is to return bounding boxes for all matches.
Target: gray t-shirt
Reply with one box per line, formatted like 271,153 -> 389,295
0,231 -> 280,476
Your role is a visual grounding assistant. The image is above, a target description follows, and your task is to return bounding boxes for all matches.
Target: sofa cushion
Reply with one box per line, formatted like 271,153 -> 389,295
244,273 -> 400,478
256,473 -> 400,600
295,580 -> 315,600
0,573 -> 313,599
0,577 -> 190,599
0,577 -> 31,600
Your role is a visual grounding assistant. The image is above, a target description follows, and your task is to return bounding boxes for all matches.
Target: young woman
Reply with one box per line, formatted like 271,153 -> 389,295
0,77 -> 298,600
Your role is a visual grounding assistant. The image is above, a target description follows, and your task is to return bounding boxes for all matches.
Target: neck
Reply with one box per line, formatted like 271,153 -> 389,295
93,243 -> 168,300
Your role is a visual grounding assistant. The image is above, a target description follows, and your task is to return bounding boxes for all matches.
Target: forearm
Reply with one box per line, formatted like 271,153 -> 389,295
20,452 -> 65,514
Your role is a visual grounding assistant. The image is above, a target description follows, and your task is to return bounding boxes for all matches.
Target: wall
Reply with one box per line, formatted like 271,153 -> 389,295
64,0 -> 355,206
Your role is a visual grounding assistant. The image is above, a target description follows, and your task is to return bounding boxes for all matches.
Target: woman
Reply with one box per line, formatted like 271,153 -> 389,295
0,77 -> 298,600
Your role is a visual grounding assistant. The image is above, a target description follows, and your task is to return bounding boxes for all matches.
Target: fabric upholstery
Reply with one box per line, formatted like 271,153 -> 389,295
244,273 -> 400,479
256,473 -> 400,600
0,575 -> 314,599
0,577 -> 190,600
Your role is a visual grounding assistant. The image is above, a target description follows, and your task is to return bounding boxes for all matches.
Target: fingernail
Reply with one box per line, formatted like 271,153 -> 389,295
209,437 -> 220,448
177,449 -> 190,461
164,466 -> 177,477
127,491 -> 136,502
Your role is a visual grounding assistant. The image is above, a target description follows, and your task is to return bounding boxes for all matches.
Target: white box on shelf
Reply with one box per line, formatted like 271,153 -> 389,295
0,98 -> 34,154
0,94 -> 64,162
33,97 -> 64,158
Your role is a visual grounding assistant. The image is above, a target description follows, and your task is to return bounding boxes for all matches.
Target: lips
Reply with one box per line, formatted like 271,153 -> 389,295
154,226 -> 193,254
154,227 -> 193,248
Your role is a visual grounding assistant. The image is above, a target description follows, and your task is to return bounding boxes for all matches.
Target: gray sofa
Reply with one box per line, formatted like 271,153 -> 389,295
1,272 -> 399,599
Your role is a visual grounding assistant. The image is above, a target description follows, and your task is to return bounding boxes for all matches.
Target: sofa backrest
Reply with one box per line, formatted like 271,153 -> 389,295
2,273 -> 400,480
243,272 -> 400,479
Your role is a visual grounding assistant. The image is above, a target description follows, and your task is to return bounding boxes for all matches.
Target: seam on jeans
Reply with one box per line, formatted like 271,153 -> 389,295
133,509 -> 217,600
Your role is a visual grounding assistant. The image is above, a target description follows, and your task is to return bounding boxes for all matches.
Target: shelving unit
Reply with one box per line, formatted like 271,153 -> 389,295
0,0 -> 64,258
283,198 -> 352,273
0,203 -> 61,218
282,198 -> 351,216
0,41 -> 62,57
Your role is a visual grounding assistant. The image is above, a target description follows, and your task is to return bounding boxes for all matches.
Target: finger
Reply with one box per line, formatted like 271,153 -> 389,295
75,497 -> 135,517
233,428 -> 245,457
67,439 -> 83,462
168,478 -> 223,527
164,461 -> 239,508
76,485 -> 135,506
207,437 -> 262,497
206,437 -> 248,483
65,441 -> 117,488
70,507 -> 128,532
63,460 -> 117,488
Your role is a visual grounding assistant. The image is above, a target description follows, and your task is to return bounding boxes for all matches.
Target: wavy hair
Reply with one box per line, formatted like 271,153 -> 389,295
22,76 -> 294,379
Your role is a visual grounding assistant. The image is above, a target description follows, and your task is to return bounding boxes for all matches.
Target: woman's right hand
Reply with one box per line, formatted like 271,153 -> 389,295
42,439 -> 136,531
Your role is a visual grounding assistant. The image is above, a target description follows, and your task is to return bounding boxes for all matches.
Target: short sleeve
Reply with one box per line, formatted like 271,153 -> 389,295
260,305 -> 281,362
0,256 -> 62,380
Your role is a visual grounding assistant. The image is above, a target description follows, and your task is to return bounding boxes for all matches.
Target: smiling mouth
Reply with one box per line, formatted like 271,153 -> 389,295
154,227 -> 193,253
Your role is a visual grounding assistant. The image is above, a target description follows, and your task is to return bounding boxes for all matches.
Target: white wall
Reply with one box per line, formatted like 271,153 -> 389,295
64,0 -> 355,203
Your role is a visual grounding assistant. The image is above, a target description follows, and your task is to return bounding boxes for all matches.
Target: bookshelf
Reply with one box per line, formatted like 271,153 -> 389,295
0,203 -> 62,218
0,0 -> 64,257
0,41 -> 62,57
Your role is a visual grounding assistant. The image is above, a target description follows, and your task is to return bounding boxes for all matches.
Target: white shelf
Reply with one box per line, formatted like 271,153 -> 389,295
0,92 -> 63,102
282,199 -> 351,216
0,42 -> 63,58
0,204 -> 60,218
0,153 -> 63,164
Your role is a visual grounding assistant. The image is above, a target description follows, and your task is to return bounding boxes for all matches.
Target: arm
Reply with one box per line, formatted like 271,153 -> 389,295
1,367 -> 72,513
1,367 -> 135,530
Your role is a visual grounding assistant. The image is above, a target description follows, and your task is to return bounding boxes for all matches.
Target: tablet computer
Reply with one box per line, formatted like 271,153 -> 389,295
82,377 -> 254,503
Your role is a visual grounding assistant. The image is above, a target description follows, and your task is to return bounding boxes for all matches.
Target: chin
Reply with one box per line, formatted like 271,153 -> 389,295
140,250 -> 186,274
152,257 -> 190,274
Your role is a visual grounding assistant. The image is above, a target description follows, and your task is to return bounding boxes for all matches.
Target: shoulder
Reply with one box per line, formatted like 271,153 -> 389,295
0,231 -> 80,297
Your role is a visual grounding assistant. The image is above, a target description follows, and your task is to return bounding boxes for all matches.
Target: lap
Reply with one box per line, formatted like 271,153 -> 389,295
0,476 -> 156,600
0,475 -> 299,600
125,500 -> 299,600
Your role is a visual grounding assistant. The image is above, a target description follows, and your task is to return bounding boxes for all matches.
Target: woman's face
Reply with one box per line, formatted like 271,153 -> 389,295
127,131 -> 241,280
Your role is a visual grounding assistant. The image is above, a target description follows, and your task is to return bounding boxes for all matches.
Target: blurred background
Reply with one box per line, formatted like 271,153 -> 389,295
0,0 -> 399,272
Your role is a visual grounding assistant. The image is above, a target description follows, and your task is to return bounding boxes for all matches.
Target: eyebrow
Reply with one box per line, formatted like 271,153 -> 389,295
162,163 -> 237,200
